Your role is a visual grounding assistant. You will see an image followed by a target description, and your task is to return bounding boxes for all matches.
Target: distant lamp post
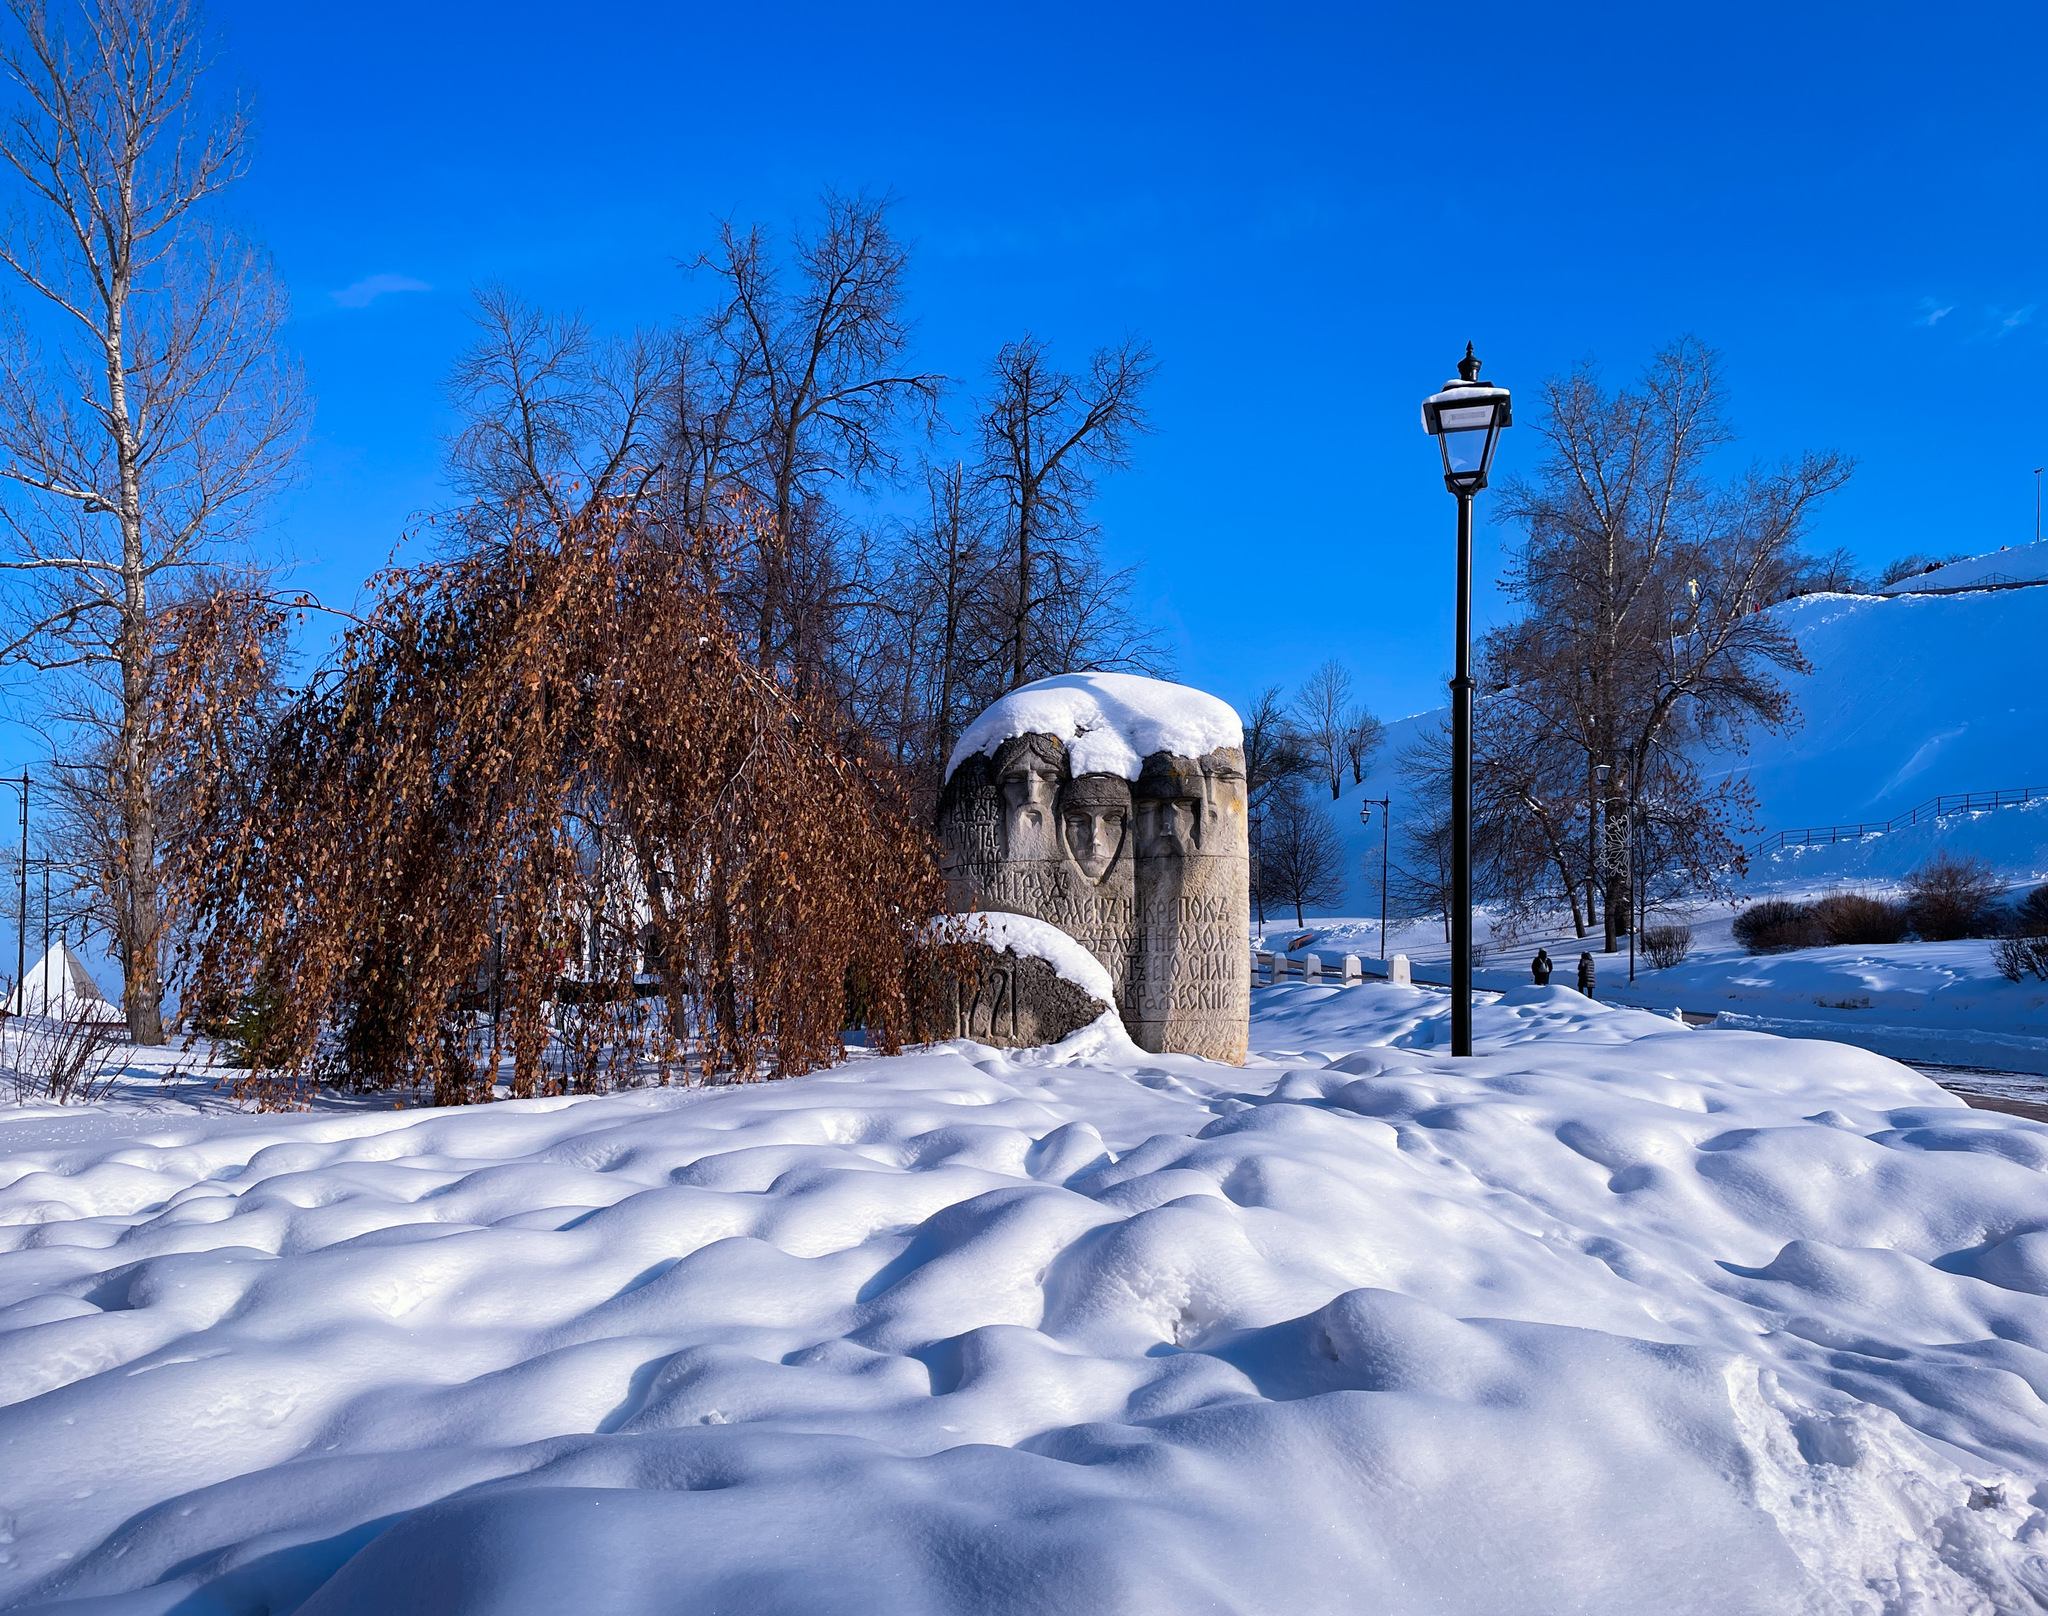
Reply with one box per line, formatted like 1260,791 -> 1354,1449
1360,795 -> 1391,959
1422,344 -> 1511,1056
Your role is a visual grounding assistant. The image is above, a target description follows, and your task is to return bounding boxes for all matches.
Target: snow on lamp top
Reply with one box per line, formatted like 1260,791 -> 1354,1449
945,672 -> 1244,783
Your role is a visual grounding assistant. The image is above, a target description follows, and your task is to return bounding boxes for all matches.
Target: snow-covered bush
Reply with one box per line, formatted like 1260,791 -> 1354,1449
1732,899 -> 1822,954
1810,891 -> 1909,945
1640,923 -> 1692,968
1903,850 -> 2006,941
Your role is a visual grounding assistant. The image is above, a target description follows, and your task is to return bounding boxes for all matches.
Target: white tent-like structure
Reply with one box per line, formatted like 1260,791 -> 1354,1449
5,939 -> 123,1022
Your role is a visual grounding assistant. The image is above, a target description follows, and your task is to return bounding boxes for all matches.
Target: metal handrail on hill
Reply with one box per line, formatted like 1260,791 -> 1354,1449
1752,786 -> 2048,856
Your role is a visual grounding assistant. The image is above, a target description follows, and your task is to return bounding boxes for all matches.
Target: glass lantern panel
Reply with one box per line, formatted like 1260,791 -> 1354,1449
1436,404 -> 1497,430
1441,423 -> 1493,474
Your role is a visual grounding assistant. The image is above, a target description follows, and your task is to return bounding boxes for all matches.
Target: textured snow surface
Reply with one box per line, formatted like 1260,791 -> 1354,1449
945,672 -> 1243,782
949,911 -> 1117,1005
9,988 -> 2048,1612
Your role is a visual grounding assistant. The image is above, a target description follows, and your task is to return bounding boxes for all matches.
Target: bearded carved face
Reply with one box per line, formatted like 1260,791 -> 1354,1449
1135,755 -> 1205,860
995,734 -> 1064,860
1135,795 -> 1200,859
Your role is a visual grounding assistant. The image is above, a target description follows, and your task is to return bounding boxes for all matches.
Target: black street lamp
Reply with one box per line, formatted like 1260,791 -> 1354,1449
1422,344 -> 1511,1056
1360,795 -> 1391,960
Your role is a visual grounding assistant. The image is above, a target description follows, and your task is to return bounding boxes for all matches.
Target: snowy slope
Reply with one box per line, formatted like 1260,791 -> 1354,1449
1313,580 -> 2048,913
1881,540 -> 2048,594
7,998 -> 2048,1611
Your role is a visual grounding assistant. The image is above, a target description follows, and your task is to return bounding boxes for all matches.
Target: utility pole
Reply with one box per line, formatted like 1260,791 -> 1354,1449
14,771 -> 25,1006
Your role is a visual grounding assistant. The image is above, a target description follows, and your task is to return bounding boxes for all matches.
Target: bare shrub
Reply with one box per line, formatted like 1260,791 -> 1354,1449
1993,936 -> 2048,984
1904,851 -> 2006,941
1810,892 -> 1909,946
1733,899 -> 1822,954
1642,923 -> 1693,969
2012,885 -> 2048,937
3,1008 -> 125,1104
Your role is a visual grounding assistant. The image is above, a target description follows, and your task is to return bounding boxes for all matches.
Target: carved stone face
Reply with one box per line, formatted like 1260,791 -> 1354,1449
1059,774 -> 1130,883
1198,748 -> 1249,855
994,734 -> 1063,860
1136,796 -> 1199,859
1135,755 -> 1205,860
1061,806 -> 1124,880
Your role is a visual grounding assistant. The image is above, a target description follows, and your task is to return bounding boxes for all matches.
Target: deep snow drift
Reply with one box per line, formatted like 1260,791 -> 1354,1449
8,991 -> 2048,1611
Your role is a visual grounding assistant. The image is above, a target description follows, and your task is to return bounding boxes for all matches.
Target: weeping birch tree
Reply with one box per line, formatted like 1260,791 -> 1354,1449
0,0 -> 302,1042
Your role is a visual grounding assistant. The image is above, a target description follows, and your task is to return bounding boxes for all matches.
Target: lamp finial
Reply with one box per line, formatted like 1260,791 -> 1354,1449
1457,342 -> 1481,383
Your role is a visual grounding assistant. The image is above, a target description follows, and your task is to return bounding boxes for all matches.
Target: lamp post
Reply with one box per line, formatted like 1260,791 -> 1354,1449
1360,795 -> 1391,959
1422,344 -> 1512,1057
5,771 -> 25,1009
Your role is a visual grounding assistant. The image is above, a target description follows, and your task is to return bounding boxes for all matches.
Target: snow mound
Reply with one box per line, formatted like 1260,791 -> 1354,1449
7,986 -> 2048,1610
945,672 -> 1242,782
948,911 -> 1115,1004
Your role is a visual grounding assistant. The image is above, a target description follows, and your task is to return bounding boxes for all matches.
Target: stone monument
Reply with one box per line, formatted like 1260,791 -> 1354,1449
937,674 -> 1250,1064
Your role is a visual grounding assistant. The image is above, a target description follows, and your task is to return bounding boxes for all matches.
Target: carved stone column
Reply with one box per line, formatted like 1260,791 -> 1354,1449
1127,747 -> 1249,1062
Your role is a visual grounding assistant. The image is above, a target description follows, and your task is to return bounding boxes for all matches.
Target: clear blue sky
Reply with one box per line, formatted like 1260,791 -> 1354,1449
13,0 -> 2048,766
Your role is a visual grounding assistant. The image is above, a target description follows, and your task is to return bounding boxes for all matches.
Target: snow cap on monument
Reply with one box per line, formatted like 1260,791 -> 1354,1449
946,671 -> 1243,783
938,672 -> 1250,1063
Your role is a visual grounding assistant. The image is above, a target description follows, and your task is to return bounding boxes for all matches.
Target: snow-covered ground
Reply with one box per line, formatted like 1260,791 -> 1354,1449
9,993 -> 2048,1611
1257,908 -> 2048,1075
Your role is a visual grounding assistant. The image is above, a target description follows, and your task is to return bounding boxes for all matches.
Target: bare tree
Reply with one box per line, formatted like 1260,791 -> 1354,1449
445,285 -> 673,539
1341,703 -> 1385,785
978,334 -> 1153,690
1292,659 -> 1352,799
1239,683 -> 1312,924
1492,337 -> 1848,950
0,0 -> 304,1042
865,458 -> 1001,802
695,192 -> 944,676
1390,725 -> 1460,942
1255,782 -> 1345,928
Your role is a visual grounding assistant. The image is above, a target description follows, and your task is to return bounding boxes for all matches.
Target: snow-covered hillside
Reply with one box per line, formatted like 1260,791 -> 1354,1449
1317,576 -> 2048,912
1880,539 -> 2048,594
9,992 -> 2048,1612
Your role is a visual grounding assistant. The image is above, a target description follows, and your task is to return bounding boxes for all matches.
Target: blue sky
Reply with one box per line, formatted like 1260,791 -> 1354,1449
10,0 -> 2047,772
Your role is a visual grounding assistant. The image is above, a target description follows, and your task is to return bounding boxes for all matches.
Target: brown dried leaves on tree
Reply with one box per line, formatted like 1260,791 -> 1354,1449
176,509 -> 949,1108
